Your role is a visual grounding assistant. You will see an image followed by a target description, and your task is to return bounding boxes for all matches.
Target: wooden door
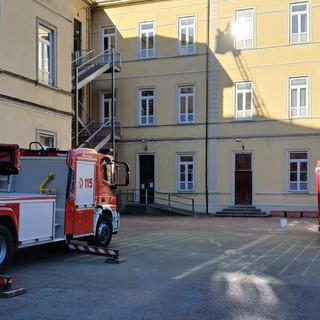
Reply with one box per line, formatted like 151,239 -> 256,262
235,153 -> 252,205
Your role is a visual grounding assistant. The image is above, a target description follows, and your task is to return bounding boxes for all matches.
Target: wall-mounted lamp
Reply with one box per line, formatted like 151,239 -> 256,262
236,138 -> 245,151
142,140 -> 148,153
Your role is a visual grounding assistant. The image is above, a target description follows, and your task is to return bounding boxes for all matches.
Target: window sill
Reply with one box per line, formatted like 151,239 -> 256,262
285,191 -> 311,196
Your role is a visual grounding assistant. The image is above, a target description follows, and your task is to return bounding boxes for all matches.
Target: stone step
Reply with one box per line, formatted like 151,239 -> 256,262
215,206 -> 270,217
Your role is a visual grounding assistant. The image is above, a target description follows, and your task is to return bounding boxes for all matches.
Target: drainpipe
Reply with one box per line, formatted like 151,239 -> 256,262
75,67 -> 79,147
111,48 -> 116,158
86,4 -> 93,121
205,0 -> 210,215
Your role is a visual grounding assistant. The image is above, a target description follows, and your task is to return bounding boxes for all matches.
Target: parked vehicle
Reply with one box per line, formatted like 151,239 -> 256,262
0,143 -> 129,272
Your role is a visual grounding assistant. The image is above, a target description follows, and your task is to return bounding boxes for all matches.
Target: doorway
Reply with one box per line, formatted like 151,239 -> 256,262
139,155 -> 154,203
234,153 -> 252,205
73,19 -> 82,52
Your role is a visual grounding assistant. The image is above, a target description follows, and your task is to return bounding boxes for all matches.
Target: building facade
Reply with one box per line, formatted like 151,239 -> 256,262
0,0 -> 74,149
89,0 -> 209,212
212,0 -> 320,214
1,0 -> 320,215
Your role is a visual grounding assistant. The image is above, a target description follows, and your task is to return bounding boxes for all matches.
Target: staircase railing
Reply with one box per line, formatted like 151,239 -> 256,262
72,50 -> 95,68
73,48 -> 121,75
72,48 -> 121,148
121,189 -> 195,215
78,120 -> 122,148
72,101 -> 95,143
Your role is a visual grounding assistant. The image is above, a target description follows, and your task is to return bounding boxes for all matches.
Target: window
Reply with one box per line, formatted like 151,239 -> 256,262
37,130 -> 56,149
289,152 -> 308,192
178,154 -> 194,191
178,85 -> 195,123
100,92 -> 116,123
235,9 -> 253,49
179,17 -> 195,55
38,22 -> 56,86
102,159 -> 113,186
289,77 -> 308,118
235,82 -> 253,118
140,22 -> 155,59
139,89 -> 155,125
290,3 -> 308,43
101,26 -> 116,52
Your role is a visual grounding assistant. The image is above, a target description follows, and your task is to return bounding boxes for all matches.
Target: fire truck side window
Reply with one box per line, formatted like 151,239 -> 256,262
66,167 -> 75,201
102,159 -> 113,185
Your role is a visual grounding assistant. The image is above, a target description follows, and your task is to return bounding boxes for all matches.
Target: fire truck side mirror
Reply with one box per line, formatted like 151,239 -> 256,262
114,161 -> 130,187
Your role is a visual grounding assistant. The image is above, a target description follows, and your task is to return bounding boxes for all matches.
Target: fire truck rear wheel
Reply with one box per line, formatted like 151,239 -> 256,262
93,215 -> 113,248
0,225 -> 14,273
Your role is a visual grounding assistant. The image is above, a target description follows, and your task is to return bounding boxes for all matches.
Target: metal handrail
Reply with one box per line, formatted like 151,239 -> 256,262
121,189 -> 195,215
72,101 -> 95,141
76,48 -> 121,74
72,50 -> 95,68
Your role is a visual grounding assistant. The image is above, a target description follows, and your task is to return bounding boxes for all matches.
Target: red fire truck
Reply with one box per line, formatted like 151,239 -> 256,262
0,143 -> 130,272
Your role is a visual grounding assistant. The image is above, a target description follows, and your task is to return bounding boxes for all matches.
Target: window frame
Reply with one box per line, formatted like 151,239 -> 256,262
235,81 -> 253,119
139,88 -> 155,125
100,91 -> 117,124
139,21 -> 155,59
36,129 -> 57,149
178,16 -> 196,55
287,151 -> 309,192
234,9 -> 254,49
100,25 -> 116,52
290,2 -> 309,44
37,19 -> 56,87
177,154 -> 195,192
289,76 -> 309,118
178,85 -> 195,123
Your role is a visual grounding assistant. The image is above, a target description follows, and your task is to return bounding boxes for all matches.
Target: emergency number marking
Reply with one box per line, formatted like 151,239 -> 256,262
78,178 -> 93,189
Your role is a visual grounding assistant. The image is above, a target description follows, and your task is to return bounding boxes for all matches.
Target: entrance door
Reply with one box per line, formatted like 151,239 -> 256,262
139,155 -> 154,203
235,153 -> 252,205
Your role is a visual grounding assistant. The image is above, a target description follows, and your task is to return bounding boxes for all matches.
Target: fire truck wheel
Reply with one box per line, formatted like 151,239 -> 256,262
93,215 -> 113,248
0,225 -> 14,273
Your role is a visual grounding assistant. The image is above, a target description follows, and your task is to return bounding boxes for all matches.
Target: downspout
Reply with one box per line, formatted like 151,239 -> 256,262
205,0 -> 210,215
86,4 -> 93,119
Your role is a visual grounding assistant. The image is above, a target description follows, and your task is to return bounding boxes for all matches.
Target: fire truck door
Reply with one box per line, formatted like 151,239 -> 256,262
74,160 -> 95,235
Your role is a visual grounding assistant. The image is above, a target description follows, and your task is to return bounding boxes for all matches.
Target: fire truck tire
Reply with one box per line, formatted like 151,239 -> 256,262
0,225 -> 14,273
91,215 -> 113,248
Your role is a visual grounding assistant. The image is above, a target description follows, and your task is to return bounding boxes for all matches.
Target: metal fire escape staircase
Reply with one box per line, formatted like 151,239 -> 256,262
72,49 -> 121,150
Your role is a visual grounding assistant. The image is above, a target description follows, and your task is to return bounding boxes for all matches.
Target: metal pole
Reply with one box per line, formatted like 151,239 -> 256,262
74,67 -> 79,148
111,48 -> 116,158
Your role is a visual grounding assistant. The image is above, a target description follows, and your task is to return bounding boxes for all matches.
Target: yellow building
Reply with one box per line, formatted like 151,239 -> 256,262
212,0 -> 320,215
89,0 -> 209,213
1,0 -> 319,215
0,0 -> 74,149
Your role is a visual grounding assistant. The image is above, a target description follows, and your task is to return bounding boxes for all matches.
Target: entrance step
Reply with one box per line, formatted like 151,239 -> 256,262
215,205 -> 270,217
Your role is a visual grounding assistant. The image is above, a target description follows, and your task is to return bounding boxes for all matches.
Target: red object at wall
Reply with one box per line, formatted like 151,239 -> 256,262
315,161 -> 320,231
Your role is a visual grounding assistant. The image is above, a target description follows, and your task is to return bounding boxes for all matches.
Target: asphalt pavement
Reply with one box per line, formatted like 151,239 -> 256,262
1,216 -> 320,320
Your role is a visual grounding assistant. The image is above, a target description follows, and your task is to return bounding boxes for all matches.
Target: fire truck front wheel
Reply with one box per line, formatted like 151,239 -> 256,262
0,225 -> 14,273
92,215 -> 113,248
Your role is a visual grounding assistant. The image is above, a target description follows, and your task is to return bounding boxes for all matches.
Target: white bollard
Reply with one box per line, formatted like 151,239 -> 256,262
280,218 -> 287,229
